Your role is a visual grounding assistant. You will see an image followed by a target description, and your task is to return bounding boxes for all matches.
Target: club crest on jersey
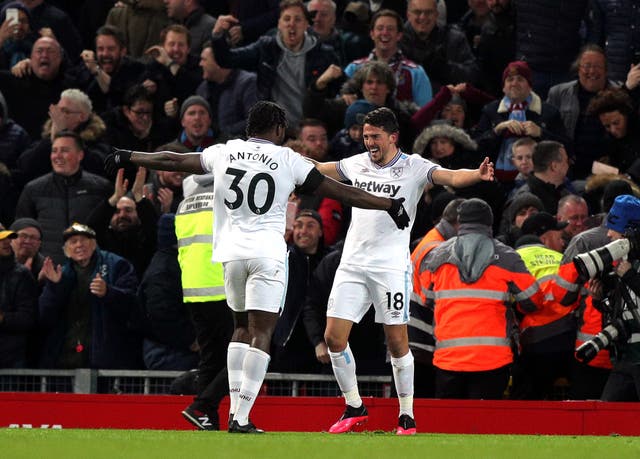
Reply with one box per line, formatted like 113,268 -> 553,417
391,167 -> 403,178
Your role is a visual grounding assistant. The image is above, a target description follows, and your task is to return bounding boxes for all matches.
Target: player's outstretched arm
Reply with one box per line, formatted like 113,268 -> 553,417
315,175 -> 410,229
104,148 -> 205,176
305,158 -> 341,181
432,156 -> 494,188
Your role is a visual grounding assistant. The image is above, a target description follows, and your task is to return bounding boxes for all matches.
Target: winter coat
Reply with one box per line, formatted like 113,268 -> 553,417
515,0 -> 588,73
473,92 -> 569,165
138,246 -> 197,369
196,69 -> 258,139
212,32 -> 339,105
401,22 -> 480,90
0,255 -> 38,368
105,0 -> 170,58
0,70 -> 77,141
38,248 -> 141,369
589,0 -> 640,83
0,90 -> 31,186
15,169 -> 112,264
413,122 -> 480,170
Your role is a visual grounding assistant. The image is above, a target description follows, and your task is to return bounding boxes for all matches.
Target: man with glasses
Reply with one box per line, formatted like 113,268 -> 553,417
0,36 -> 76,140
0,222 -> 37,369
400,0 -> 479,91
102,84 -> 173,182
547,45 -> 618,179
9,218 -> 45,284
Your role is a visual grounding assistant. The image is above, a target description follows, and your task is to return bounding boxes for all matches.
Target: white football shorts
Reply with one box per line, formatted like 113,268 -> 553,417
223,257 -> 287,313
327,263 -> 410,325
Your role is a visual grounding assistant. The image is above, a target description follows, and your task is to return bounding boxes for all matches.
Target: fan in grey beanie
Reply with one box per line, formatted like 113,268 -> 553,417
180,96 -> 212,120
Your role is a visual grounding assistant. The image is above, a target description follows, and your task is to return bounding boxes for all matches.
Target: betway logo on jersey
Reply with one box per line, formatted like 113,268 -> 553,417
353,179 -> 401,197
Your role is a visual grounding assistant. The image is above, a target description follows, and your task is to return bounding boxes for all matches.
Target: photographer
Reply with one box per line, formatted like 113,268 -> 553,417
553,181 -> 633,399
587,195 -> 640,401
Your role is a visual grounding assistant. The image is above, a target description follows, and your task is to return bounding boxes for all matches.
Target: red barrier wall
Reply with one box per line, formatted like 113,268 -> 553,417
1,393 -> 639,435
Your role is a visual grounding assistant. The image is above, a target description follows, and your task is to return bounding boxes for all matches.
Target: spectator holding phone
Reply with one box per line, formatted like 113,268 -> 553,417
0,3 -> 36,70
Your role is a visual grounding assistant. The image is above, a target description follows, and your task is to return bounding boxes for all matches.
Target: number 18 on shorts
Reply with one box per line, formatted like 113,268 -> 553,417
327,264 -> 409,325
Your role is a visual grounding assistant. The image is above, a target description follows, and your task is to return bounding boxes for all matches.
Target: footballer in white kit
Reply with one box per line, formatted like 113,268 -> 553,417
314,107 -> 495,435
104,101 -> 412,434
328,150 -> 440,324
200,137 -> 315,313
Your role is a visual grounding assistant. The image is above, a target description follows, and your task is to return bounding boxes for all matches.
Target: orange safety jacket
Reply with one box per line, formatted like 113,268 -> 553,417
553,225 -> 613,370
411,226 -> 446,304
409,222 -> 454,361
420,228 -> 542,372
516,242 -> 577,346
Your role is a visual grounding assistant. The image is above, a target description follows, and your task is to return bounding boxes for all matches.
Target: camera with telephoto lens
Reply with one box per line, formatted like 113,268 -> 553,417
575,316 -> 629,364
572,229 -> 640,281
572,229 -> 640,364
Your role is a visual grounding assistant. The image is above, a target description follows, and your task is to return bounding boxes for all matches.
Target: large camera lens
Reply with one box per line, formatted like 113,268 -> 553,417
575,323 -> 621,364
573,239 -> 631,279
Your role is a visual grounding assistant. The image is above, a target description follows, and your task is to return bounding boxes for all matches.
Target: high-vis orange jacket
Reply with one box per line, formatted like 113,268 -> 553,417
553,226 -> 612,369
411,224 -> 448,304
421,228 -> 542,372
409,221 -> 456,361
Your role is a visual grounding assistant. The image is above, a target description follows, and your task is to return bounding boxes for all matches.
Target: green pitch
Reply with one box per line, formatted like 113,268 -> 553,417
2,429 -> 639,459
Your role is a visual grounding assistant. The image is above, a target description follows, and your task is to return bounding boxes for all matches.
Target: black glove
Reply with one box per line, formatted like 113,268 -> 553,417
104,148 -> 133,176
387,197 -> 410,229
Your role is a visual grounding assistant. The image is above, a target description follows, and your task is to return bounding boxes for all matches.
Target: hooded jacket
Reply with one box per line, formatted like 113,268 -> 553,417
421,223 -> 542,371
212,29 -> 339,112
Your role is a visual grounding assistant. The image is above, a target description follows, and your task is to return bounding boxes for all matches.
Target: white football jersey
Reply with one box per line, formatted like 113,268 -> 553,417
337,150 -> 440,271
200,138 -> 314,262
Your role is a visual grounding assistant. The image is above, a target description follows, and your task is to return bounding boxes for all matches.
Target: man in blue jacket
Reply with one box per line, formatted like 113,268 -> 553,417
38,223 -> 141,370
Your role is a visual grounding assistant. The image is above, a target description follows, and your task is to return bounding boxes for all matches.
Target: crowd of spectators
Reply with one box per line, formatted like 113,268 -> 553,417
2,0 -> 640,402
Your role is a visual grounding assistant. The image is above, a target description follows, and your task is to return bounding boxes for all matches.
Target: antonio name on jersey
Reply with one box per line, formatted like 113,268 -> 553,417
229,151 -> 279,170
353,178 -> 401,197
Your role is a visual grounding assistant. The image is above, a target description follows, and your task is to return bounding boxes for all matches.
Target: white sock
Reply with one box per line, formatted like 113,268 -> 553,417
227,342 -> 249,418
234,347 -> 270,425
329,343 -> 362,408
391,351 -> 414,418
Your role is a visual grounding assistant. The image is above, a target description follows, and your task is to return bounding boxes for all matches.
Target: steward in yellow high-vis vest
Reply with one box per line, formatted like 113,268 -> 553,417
176,174 -> 233,431
511,211 -> 576,400
176,189 -> 225,303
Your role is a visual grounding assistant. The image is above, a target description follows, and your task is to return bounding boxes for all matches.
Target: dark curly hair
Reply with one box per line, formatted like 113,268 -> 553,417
587,88 -> 634,118
246,101 -> 288,137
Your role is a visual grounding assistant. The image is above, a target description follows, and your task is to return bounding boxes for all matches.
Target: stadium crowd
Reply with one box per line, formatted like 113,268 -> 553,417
2,0 -> 640,423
